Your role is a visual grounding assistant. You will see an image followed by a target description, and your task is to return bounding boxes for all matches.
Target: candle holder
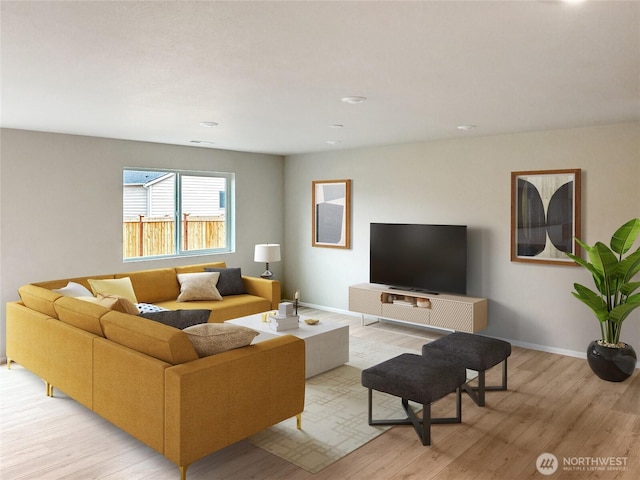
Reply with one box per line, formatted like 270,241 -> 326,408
294,290 -> 300,316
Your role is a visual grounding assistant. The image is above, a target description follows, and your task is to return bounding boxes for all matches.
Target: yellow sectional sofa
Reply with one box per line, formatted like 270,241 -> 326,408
5,262 -> 305,480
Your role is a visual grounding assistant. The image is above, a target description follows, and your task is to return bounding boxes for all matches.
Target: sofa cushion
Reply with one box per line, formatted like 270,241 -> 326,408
183,323 -> 259,357
116,268 -> 180,304
88,277 -> 138,303
100,311 -> 199,365
155,294 -> 271,323
174,262 -> 227,274
54,296 -> 108,337
51,281 -> 94,297
140,309 -> 211,330
204,267 -> 247,296
176,272 -> 222,302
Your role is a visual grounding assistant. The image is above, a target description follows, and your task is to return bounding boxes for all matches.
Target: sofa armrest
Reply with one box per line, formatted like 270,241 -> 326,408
163,335 -> 305,468
6,301 -> 51,379
242,276 -> 281,310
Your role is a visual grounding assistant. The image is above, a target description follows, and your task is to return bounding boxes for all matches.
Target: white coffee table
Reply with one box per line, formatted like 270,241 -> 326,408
225,313 -> 349,378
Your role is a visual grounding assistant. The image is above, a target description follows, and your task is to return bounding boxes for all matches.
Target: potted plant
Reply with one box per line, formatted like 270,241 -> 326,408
566,218 -> 640,382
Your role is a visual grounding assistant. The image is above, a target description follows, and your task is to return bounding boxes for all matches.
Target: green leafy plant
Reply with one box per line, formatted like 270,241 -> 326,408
566,218 -> 640,346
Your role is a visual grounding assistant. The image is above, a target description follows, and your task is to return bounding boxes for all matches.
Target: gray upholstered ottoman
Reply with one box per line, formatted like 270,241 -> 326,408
361,352 -> 466,445
423,332 -> 511,406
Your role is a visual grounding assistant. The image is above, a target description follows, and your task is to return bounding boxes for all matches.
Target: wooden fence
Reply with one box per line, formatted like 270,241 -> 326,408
123,215 -> 225,258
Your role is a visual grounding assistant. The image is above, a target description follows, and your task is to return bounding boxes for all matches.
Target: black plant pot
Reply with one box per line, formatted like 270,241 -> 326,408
586,340 -> 637,382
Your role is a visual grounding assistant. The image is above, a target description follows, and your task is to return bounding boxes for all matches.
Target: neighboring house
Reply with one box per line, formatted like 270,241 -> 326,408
123,170 -> 225,219
123,170 -> 170,218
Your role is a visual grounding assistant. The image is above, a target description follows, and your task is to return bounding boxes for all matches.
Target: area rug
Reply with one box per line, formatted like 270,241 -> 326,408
248,337 -> 419,473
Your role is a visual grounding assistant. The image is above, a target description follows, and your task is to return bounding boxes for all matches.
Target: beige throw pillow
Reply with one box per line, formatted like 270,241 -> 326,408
183,323 -> 259,357
88,277 -> 138,303
176,272 -> 222,302
96,293 -> 140,315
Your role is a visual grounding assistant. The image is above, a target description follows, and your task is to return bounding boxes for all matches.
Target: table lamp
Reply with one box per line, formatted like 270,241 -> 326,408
254,243 -> 281,278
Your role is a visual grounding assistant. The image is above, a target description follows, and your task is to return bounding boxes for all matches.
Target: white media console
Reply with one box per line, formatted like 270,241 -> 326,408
349,283 -> 488,333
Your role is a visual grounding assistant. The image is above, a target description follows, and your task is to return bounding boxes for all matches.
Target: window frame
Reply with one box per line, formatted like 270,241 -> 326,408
123,167 -> 235,261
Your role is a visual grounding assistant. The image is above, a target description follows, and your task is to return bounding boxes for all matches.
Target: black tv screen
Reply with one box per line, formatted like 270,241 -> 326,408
370,223 -> 467,295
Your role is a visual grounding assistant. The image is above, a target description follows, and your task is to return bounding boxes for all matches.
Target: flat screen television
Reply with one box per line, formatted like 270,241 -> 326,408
369,223 -> 467,295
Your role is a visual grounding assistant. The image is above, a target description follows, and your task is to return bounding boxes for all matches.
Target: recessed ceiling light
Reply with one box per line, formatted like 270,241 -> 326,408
190,140 -> 215,145
326,140 -> 342,145
199,122 -> 218,128
457,125 -> 477,131
330,124 -> 344,128
341,96 -> 367,104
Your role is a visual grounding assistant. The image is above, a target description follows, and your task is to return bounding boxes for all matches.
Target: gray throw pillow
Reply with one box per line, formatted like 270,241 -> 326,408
204,267 -> 247,296
140,309 -> 211,329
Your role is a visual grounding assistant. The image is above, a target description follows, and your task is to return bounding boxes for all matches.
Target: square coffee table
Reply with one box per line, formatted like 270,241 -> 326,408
225,313 -> 349,378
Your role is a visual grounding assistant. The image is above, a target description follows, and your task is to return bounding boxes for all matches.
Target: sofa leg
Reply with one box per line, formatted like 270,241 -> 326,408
43,380 -> 53,397
179,464 -> 189,480
7,358 -> 12,369
296,413 -> 302,429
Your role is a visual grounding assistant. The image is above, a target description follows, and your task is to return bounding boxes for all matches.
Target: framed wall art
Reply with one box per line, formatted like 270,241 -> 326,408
312,179 -> 351,249
511,169 -> 581,265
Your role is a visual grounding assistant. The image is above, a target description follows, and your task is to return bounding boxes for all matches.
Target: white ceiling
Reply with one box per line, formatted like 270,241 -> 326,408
1,1 -> 639,156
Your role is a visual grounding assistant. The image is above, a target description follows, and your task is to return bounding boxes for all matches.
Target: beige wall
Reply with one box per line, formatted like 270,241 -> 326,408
0,129 -> 285,360
283,123 -> 640,358
2,124 -> 639,363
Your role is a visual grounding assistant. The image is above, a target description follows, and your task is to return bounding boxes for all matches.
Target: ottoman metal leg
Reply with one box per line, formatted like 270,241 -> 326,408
367,387 -> 462,446
464,358 -> 508,407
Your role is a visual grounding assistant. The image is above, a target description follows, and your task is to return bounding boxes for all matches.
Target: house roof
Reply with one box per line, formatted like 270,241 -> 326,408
123,170 -> 167,186
1,1 -> 638,156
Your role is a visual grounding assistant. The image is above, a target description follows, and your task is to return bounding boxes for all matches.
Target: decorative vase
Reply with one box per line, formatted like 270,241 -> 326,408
586,340 -> 637,382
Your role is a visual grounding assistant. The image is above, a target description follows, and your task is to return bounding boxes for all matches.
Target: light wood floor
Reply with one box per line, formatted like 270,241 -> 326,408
1,308 -> 638,480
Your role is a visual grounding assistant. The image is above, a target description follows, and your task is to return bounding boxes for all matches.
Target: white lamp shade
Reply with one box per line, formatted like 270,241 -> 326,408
254,244 -> 281,263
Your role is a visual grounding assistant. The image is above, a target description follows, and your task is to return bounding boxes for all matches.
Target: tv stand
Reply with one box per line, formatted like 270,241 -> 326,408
349,283 -> 487,332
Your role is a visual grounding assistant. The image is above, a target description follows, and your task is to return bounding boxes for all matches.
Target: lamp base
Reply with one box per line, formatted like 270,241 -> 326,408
260,270 -> 274,279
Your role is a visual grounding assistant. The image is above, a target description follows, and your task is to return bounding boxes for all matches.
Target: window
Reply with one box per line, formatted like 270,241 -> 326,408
123,169 -> 234,260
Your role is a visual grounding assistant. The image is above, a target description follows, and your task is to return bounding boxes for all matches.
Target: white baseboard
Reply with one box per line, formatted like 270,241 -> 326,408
298,302 -> 640,370
505,338 -> 640,370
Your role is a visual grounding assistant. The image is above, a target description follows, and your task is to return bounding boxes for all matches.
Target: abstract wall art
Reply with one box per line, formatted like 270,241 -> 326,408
511,169 -> 581,265
312,179 -> 351,249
